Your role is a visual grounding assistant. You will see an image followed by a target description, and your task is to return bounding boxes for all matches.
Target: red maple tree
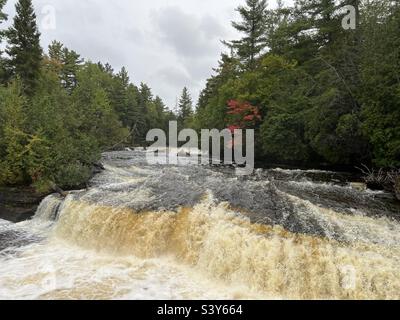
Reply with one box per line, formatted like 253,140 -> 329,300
226,100 -> 261,133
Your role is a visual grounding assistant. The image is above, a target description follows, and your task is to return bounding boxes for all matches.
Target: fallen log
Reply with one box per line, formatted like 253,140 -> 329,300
50,182 -> 68,198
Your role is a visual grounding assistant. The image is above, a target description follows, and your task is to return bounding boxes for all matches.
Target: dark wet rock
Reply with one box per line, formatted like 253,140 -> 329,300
0,229 -> 36,252
395,178 -> 400,201
275,180 -> 400,222
0,221 -> 42,255
92,162 -> 105,175
79,150 -> 400,244
0,187 -> 47,223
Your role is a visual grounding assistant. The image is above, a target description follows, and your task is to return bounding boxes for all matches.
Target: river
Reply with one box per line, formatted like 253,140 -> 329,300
1,150 -> 400,300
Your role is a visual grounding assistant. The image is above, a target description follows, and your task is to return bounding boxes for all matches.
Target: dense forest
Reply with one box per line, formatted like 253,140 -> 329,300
0,0 -> 175,191
193,0 -> 400,171
1,0 -> 399,194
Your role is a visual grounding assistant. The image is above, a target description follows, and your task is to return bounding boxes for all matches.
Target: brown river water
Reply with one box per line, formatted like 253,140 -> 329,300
1,150 -> 399,300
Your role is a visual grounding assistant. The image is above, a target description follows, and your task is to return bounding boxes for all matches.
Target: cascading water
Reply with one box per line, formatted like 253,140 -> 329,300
1,150 -> 399,300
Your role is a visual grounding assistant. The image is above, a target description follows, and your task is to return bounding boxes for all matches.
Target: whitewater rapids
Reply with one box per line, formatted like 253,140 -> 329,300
0,150 -> 400,300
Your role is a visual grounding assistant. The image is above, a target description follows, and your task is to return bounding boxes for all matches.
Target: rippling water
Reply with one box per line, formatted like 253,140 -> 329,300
1,150 -> 399,300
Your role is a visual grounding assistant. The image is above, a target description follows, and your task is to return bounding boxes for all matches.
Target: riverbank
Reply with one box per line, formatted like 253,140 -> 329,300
0,187 -> 49,223
0,162 -> 105,223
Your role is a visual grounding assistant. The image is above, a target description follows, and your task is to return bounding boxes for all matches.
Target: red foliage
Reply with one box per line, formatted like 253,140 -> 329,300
226,100 -> 261,131
227,125 -> 241,133
243,115 -> 255,121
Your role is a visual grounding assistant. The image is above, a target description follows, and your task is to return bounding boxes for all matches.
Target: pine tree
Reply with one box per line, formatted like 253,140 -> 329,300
104,63 -> 114,75
0,0 -> 8,83
110,67 -> 130,125
0,0 -> 7,42
6,0 -> 43,95
135,83 -> 152,141
125,84 -> 140,132
360,0 -> 400,167
154,96 -> 166,116
264,0 -> 291,55
177,87 -> 193,128
48,41 -> 83,91
48,40 -> 63,61
61,47 -> 82,91
223,0 -> 268,69
117,67 -> 129,88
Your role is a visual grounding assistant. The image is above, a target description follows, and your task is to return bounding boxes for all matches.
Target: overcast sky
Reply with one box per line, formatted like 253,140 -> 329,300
3,0 -> 289,109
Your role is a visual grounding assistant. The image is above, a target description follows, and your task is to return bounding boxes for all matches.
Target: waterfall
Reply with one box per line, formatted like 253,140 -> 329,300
1,150 -> 399,300
49,193 -> 400,300
34,195 -> 64,222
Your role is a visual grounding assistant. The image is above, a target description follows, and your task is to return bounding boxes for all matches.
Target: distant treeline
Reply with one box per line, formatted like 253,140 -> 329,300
0,0 -> 175,191
1,0 -> 399,192
192,0 -> 400,169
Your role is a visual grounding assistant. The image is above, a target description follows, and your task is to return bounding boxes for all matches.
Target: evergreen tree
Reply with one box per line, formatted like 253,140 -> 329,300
264,0 -> 291,56
139,82 -> 153,103
6,0 -> 43,95
177,87 -> 193,128
125,84 -> 140,135
117,67 -> 129,86
0,0 -> 8,83
153,96 -> 166,125
71,62 -> 127,149
0,0 -> 6,20
193,54 -> 240,131
135,83 -> 152,141
193,0 -> 385,168
223,0 -> 268,69
0,0 -> 6,39
359,0 -> 400,167
48,40 -> 63,61
103,62 -> 114,75
48,41 -> 83,91
0,0 -> 7,45
0,16 -> 170,190
109,67 -> 132,129
61,47 -> 82,91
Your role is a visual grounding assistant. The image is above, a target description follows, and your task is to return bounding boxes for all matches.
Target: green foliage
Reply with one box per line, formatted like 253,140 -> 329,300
193,54 -> 240,131
177,87 -> 193,129
6,0 -> 43,95
261,114 -> 309,162
0,81 -> 29,185
1,0 -> 398,192
71,63 -> 128,149
0,0 -> 6,21
359,1 -> 400,167
194,0 -> 399,169
0,0 -> 7,44
0,1 -> 172,191
48,40 -> 83,92
0,0 -> 7,82
54,163 -> 92,190
223,0 -> 268,70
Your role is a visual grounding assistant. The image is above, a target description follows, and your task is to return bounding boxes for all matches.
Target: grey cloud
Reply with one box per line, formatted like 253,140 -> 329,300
3,0 -> 250,107
154,66 -> 194,87
150,6 -> 230,103
152,6 -> 225,58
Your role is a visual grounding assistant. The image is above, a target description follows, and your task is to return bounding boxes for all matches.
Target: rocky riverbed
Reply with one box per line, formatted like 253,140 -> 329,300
0,187 -> 48,223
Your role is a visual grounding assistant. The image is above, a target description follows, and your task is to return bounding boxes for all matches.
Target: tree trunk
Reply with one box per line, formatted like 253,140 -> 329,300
50,183 -> 68,198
